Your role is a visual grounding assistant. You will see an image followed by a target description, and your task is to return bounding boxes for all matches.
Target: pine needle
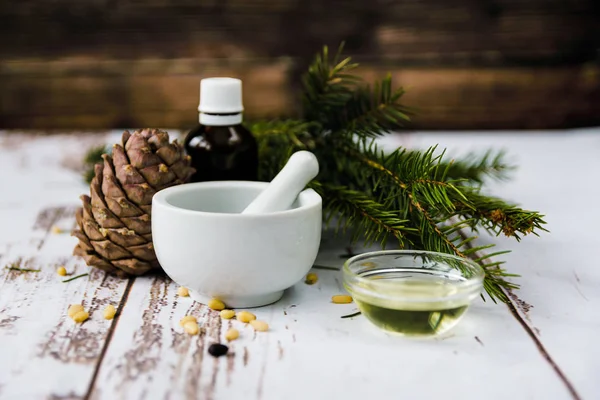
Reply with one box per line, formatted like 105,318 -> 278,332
444,149 -> 514,184
301,43 -> 412,137
5,266 -> 40,272
62,273 -> 89,283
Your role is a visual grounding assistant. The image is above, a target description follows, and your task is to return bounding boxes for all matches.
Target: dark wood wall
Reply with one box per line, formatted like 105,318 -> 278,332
1,0 -> 599,130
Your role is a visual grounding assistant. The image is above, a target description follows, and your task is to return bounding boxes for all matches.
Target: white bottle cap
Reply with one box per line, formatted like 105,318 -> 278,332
198,77 -> 244,125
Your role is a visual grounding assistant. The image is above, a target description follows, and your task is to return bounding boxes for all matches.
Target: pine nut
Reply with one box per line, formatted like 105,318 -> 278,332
220,309 -> 235,320
183,321 -> 200,335
208,298 -> 225,311
236,311 -> 256,323
225,328 -> 240,341
332,295 -> 353,304
104,304 -> 116,320
57,266 -> 67,276
177,286 -> 190,297
68,304 -> 84,318
305,272 -> 318,285
72,310 -> 89,323
179,315 -> 197,327
250,320 -> 269,332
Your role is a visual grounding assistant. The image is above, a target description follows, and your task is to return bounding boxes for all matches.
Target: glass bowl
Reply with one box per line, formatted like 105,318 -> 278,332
343,250 -> 484,337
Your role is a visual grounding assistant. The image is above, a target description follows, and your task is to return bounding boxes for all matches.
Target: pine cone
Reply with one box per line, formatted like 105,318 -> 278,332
72,129 -> 196,277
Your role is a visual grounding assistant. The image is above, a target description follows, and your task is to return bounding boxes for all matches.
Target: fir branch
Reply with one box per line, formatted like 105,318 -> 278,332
333,139 -> 524,301
441,149 -> 514,184
244,116 -> 546,302
453,224 -> 520,303
250,120 -> 320,181
452,189 -> 548,239
426,221 -> 519,303
301,43 -> 411,136
301,43 -> 360,127
326,77 -> 412,136
315,182 -> 417,248
395,149 -> 513,186
344,138 -> 546,241
301,43 -> 546,302
342,139 -> 471,215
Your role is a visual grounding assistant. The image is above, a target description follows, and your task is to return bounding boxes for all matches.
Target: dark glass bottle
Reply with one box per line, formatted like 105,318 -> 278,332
184,122 -> 258,182
183,77 -> 258,182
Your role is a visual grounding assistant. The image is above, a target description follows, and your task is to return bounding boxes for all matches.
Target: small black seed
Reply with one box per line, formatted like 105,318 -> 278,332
208,343 -> 229,357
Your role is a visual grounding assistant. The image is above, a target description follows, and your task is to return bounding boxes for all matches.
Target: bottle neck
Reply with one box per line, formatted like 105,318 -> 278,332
199,113 -> 242,126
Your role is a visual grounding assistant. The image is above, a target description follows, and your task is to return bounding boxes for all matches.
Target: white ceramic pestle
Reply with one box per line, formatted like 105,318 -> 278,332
241,151 -> 319,214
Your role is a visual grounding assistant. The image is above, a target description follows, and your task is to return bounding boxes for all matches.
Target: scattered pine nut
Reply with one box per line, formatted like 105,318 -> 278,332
179,315 -> 197,327
225,328 -> 240,341
208,298 -> 225,311
236,311 -> 256,323
57,266 -> 67,276
104,304 -> 117,320
51,226 -> 63,234
177,286 -> 190,297
220,309 -> 235,320
183,321 -> 200,335
332,295 -> 353,304
72,310 -> 89,323
305,272 -> 318,285
250,320 -> 269,332
68,304 -> 84,318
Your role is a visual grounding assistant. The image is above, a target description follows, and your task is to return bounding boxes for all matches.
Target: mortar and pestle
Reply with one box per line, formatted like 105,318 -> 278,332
152,151 -> 322,308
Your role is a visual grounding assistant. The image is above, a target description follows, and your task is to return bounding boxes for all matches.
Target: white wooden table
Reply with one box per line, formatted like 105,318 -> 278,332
0,129 -> 598,400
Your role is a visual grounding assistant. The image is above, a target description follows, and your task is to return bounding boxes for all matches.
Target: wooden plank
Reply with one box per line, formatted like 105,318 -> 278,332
91,228 -> 572,400
0,130 -> 595,400
0,59 -> 294,129
0,206 -> 131,399
402,129 -> 600,399
0,132 -> 132,399
0,0 -> 597,63
1,59 -> 599,130
364,64 -> 600,130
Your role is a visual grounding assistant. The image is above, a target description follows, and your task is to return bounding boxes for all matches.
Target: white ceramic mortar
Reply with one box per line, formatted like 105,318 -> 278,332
152,181 -> 322,308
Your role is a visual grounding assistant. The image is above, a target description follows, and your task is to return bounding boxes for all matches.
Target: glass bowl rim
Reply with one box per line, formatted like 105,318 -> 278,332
342,250 -> 485,303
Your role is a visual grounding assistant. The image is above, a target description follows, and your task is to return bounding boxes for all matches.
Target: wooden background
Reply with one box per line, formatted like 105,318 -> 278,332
1,0 -> 599,130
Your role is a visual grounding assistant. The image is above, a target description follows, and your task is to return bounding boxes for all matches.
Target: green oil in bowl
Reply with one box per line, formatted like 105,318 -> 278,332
343,251 -> 484,337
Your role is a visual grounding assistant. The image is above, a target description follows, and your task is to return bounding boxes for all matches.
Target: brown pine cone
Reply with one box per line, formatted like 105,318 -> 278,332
72,129 -> 195,277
